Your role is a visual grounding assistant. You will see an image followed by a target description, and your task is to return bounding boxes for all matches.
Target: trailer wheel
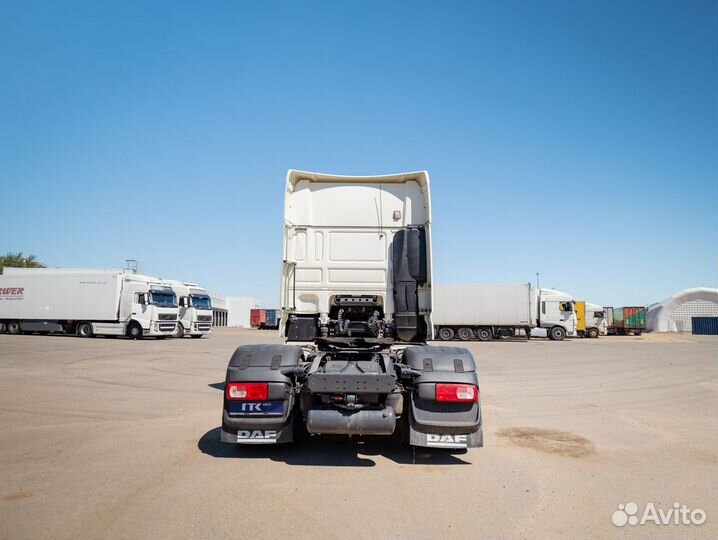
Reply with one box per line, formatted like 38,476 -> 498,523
587,327 -> 599,338
437,327 -> 455,341
7,321 -> 21,335
76,322 -> 94,338
476,328 -> 492,341
549,326 -> 566,341
172,323 -> 184,338
0,322 -> 6,333
127,323 -> 143,340
457,327 -> 474,341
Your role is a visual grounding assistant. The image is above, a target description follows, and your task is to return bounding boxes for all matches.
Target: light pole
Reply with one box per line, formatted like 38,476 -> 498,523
536,272 -> 540,290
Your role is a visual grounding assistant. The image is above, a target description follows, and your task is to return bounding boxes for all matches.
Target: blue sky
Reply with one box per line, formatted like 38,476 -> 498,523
2,0 -> 716,307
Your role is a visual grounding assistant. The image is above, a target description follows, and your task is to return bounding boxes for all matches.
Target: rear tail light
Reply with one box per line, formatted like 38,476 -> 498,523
436,383 -> 478,402
226,382 -> 268,401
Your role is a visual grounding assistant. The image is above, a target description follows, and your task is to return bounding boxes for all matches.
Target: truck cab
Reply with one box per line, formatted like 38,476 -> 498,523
279,170 -> 433,342
575,301 -> 607,338
536,289 -> 577,340
118,275 -> 179,338
165,280 -> 213,338
221,170 -> 483,450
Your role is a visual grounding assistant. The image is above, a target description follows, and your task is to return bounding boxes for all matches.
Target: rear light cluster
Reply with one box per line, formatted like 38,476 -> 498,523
226,382 -> 268,401
436,383 -> 478,402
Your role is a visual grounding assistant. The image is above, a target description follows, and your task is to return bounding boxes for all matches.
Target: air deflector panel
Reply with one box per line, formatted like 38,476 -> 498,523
392,226 -> 427,342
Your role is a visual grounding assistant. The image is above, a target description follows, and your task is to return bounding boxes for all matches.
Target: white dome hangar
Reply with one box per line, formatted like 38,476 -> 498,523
647,288 -> 718,333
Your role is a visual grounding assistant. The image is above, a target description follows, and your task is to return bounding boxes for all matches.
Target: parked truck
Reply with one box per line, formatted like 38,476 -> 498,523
165,280 -> 212,338
575,301 -> 608,338
0,268 -> 178,338
606,306 -> 646,335
220,170 -> 483,449
432,284 -> 577,341
250,308 -> 280,329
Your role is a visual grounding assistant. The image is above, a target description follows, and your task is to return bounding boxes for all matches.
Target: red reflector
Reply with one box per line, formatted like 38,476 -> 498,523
436,383 -> 478,402
226,382 -> 268,401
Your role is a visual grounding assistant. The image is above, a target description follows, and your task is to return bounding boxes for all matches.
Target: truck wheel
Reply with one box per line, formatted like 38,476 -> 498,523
457,327 -> 474,341
0,322 -> 6,333
587,327 -> 599,338
76,322 -> 94,338
549,326 -> 566,341
7,321 -> 21,335
476,328 -> 492,341
172,324 -> 184,338
127,323 -> 143,340
437,327 -> 455,341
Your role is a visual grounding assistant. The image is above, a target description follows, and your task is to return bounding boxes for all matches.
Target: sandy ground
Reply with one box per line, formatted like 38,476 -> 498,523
0,329 -> 716,540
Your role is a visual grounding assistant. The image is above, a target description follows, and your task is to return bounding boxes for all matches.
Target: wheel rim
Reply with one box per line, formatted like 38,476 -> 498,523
459,329 -> 472,340
79,324 -> 90,336
9,323 -> 20,334
479,329 -> 490,340
439,329 -> 453,340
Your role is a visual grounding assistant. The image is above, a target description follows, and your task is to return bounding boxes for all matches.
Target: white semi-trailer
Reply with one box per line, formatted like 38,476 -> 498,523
0,268 -> 178,338
433,284 -> 577,341
220,170 -> 483,449
164,280 -> 213,338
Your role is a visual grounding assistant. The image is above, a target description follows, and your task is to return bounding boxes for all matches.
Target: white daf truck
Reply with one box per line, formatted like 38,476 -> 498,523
220,170 -> 483,449
0,268 -> 178,338
433,284 -> 577,341
164,280 -> 213,338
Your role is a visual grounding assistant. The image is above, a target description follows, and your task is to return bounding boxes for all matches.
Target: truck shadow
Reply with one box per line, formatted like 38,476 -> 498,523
198,427 -> 471,467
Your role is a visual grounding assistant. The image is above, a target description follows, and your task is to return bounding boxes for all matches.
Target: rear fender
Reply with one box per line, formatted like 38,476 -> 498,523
403,346 -> 483,448
221,344 -> 303,444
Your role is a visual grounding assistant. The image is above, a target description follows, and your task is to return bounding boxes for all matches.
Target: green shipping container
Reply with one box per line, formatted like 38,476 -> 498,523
623,306 -> 646,329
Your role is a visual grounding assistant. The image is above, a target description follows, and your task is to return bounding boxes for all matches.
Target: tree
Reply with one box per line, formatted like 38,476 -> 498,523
0,252 -> 47,273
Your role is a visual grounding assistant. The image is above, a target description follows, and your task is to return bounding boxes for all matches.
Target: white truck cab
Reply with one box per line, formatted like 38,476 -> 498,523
165,280 -> 213,338
536,288 -> 577,340
587,302 -> 608,336
280,169 -> 433,342
118,275 -> 179,338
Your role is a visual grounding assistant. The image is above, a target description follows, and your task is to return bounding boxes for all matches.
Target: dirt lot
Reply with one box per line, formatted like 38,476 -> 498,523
0,329 -> 716,540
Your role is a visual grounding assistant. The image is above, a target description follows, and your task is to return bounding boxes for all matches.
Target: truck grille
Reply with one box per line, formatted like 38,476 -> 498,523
197,315 -> 212,322
158,322 -> 177,332
159,313 -> 177,321
196,323 -> 212,332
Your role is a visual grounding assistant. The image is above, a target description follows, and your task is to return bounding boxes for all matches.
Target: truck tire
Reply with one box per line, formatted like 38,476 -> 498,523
127,323 -> 143,340
457,327 -> 474,341
476,327 -> 492,341
0,322 -> 6,333
549,326 -> 566,341
587,327 -> 599,338
437,327 -> 455,341
173,324 -> 184,338
76,322 -> 94,338
7,321 -> 21,335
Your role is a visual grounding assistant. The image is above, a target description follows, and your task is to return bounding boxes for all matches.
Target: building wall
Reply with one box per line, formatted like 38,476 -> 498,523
226,297 -> 259,328
666,299 -> 718,332
647,288 -> 718,332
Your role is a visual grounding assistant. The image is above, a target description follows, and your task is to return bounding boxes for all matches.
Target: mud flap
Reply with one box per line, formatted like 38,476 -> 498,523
409,424 -> 483,449
220,422 -> 295,445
